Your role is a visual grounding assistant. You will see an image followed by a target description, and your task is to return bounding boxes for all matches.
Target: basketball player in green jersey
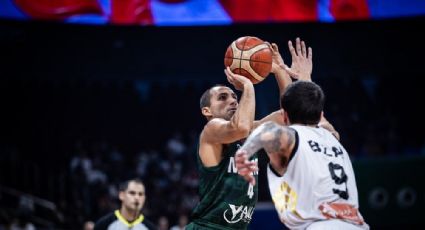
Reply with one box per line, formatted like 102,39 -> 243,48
187,38 -> 312,229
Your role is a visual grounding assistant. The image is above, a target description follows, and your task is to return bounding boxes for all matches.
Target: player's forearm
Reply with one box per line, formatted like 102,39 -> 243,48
254,110 -> 284,129
274,67 -> 292,97
319,117 -> 340,140
231,83 -> 255,133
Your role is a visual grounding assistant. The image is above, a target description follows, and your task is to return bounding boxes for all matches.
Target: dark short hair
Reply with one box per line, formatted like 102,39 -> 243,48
119,178 -> 144,192
200,88 -> 212,110
281,81 -> 325,125
199,84 -> 226,109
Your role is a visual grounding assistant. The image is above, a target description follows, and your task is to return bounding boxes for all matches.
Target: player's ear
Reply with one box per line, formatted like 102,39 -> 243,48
202,107 -> 212,117
283,111 -> 290,125
118,191 -> 125,201
277,109 -> 284,125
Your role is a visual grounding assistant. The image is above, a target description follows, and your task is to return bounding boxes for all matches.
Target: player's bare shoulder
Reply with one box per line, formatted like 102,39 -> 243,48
201,118 -> 226,143
198,119 -> 225,167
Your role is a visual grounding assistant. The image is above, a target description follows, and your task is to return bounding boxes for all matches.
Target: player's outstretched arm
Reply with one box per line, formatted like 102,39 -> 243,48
202,67 -> 255,145
253,38 -> 313,129
252,43 -> 289,129
253,110 -> 284,129
267,42 -> 292,97
235,121 -> 296,184
284,37 -> 313,81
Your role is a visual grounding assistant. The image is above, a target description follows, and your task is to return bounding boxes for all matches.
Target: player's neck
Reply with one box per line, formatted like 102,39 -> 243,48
120,207 -> 140,222
292,122 -> 317,128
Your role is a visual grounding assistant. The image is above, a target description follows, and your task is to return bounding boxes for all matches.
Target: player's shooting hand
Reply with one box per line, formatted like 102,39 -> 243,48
235,150 -> 258,186
285,37 -> 313,81
224,67 -> 253,91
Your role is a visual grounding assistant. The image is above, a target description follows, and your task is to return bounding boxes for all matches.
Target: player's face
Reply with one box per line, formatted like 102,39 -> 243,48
208,86 -> 238,120
120,182 -> 146,212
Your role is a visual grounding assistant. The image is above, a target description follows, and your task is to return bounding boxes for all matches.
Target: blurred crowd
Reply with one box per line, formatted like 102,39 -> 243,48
65,132 -> 198,229
1,132 -> 198,230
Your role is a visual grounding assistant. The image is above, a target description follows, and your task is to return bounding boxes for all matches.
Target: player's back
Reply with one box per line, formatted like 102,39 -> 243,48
267,125 -> 369,230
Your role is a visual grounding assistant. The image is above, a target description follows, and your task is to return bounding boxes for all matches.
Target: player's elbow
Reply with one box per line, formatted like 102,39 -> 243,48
230,121 -> 251,138
237,123 -> 252,135
238,124 -> 251,137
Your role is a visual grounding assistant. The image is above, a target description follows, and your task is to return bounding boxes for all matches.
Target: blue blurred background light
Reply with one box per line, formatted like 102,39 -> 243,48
1,0 -> 425,25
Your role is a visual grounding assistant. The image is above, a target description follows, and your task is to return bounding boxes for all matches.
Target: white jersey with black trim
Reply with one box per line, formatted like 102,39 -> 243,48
267,125 -> 369,230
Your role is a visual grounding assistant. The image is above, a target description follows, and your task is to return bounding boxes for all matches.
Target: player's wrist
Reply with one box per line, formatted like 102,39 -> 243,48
238,82 -> 252,92
272,64 -> 285,73
273,67 -> 289,78
298,73 -> 312,81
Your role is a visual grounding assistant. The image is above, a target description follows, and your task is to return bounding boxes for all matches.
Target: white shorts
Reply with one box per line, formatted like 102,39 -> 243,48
306,220 -> 369,230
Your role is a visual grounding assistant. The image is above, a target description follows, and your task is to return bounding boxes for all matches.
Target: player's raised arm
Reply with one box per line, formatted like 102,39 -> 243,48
201,67 -> 255,145
253,110 -> 284,129
252,43 -> 289,129
268,42 -> 292,97
235,121 -> 296,184
254,38 -> 313,129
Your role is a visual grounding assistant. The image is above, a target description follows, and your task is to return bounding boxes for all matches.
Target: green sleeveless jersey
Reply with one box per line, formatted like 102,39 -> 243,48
187,140 -> 258,230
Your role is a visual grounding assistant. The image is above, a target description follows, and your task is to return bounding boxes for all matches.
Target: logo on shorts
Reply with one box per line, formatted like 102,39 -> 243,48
223,204 -> 254,224
319,202 -> 364,225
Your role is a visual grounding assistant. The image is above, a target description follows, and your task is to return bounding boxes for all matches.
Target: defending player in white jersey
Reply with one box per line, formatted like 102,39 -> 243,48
235,80 -> 369,230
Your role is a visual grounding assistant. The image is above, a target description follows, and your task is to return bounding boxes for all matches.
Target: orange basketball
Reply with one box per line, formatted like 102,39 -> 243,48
224,36 -> 273,84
